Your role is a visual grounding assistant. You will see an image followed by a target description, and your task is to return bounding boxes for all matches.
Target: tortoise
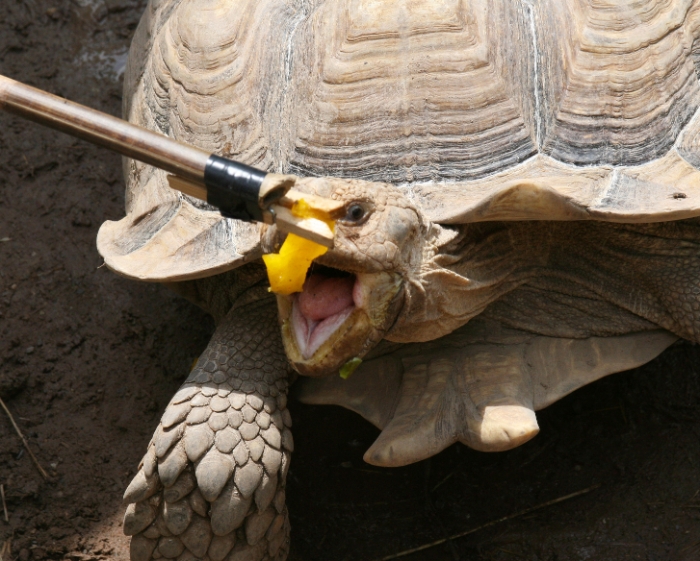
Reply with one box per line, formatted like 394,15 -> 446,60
97,0 -> 700,559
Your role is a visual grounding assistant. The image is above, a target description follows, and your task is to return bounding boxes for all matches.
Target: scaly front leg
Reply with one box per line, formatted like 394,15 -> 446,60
123,296 -> 292,561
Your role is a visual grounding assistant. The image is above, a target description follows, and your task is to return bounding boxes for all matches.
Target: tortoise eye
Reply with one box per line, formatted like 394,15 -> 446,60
344,203 -> 368,223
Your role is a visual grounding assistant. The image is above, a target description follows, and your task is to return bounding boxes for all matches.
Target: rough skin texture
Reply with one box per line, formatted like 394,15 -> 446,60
123,282 -> 292,561
464,219 -> 700,343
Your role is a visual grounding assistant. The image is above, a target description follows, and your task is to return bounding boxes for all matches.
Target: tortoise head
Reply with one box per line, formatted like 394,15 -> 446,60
267,176 -> 444,377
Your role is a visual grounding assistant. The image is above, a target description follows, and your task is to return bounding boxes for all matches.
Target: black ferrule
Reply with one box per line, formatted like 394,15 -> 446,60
204,155 -> 268,222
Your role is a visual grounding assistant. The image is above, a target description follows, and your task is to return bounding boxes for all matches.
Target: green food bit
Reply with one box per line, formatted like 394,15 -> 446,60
339,357 -> 362,380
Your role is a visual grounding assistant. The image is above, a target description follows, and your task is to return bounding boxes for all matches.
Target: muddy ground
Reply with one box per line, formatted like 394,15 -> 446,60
1,2 -> 700,560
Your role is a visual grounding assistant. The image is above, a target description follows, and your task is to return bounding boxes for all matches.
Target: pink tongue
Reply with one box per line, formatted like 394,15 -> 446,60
298,274 -> 355,321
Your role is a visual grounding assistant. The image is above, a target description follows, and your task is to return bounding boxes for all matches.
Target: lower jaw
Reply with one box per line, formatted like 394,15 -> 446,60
281,307 -> 375,377
276,270 -> 404,376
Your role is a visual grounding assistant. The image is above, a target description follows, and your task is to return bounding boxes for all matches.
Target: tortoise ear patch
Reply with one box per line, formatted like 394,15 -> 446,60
298,319 -> 677,467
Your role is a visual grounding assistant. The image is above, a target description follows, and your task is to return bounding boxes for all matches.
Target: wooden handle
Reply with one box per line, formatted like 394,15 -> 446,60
0,74 -> 210,184
0,74 -> 342,247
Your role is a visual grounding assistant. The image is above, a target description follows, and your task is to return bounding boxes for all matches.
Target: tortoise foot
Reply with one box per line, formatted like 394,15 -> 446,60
123,300 -> 292,561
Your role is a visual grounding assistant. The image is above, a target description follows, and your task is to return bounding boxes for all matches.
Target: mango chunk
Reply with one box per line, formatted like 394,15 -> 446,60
262,199 -> 336,295
291,198 -> 331,222
263,234 -> 328,295
339,357 -> 362,379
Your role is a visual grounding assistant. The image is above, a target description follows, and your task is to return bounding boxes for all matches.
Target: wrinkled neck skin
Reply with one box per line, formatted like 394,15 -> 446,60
386,221 -> 542,343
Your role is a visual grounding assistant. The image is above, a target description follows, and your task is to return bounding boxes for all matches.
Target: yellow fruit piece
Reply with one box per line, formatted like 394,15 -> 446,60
291,198 -> 330,222
263,234 -> 328,295
262,199 -> 336,295
339,357 -> 362,379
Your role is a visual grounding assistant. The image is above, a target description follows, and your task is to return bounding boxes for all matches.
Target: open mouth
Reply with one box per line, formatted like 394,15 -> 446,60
291,265 -> 360,359
277,261 -> 402,376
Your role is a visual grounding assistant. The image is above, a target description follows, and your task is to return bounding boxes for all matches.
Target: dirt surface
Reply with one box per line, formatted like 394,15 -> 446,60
1,3 -> 700,561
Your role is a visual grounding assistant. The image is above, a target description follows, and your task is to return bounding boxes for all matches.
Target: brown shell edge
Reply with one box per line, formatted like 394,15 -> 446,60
97,150 -> 700,282
96,198 -> 262,282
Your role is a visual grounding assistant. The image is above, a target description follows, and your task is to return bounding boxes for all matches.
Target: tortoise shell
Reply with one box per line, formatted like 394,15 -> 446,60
98,0 -> 700,280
